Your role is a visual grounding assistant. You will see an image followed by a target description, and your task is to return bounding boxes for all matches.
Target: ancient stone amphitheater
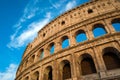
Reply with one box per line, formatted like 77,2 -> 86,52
15,0 -> 120,80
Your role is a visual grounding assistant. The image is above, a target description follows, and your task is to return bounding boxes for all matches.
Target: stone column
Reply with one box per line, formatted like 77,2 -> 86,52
52,60 -> 58,80
33,54 -> 37,62
28,74 -> 31,80
92,47 -> 107,79
38,70 -> 41,80
86,30 -> 94,40
85,25 -> 94,40
40,67 -> 44,80
104,19 -> 116,33
71,53 -> 78,80
44,45 -> 50,57
69,31 -> 76,46
55,38 -> 62,53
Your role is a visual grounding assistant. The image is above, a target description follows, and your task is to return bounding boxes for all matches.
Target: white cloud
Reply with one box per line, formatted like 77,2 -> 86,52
49,0 -> 61,9
0,64 -> 18,80
65,1 -> 76,11
8,12 -> 51,48
8,0 -> 78,49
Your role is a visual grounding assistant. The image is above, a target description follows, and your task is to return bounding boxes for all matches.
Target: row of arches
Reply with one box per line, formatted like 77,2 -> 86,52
21,18 -> 120,71
39,18 -> 120,59
24,47 -> 120,80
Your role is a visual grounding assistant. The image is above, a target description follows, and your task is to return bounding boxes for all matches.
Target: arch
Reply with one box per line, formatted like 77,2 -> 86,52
32,71 -> 39,80
61,36 -> 70,49
40,49 -> 44,60
29,55 -> 35,64
103,47 -> 120,70
80,54 -> 96,75
75,30 -> 87,43
48,42 -> 55,54
24,76 -> 29,80
44,66 -> 53,80
111,18 -> 120,32
60,60 -> 71,80
93,23 -> 107,38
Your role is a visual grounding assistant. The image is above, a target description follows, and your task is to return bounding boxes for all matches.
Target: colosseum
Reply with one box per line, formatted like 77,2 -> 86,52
15,0 -> 120,80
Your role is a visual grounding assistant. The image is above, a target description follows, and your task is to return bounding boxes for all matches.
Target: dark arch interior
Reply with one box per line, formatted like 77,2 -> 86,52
63,62 -> 71,80
33,71 -> 39,80
48,67 -> 52,80
62,36 -> 69,42
112,18 -> 120,23
25,77 -> 29,80
81,54 -> 96,75
103,47 -> 120,70
44,66 -> 53,80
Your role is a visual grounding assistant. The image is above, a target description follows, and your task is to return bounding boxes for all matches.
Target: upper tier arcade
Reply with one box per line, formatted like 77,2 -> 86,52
23,0 -> 120,59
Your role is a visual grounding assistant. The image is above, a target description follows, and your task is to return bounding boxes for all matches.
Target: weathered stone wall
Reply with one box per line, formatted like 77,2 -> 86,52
15,0 -> 120,80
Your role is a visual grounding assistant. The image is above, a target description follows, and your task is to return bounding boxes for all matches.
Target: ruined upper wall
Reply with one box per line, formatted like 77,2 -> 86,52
22,0 -> 120,59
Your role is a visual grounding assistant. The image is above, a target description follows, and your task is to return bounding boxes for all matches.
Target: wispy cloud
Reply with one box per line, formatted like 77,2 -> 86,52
8,0 -> 78,49
0,64 -> 18,80
65,0 -> 77,11
8,12 -> 51,48
48,0 -> 62,9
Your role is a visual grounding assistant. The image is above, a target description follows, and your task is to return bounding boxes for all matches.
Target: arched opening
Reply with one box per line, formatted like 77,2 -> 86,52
32,71 -> 39,80
49,43 -> 55,54
40,49 -> 44,60
93,24 -> 107,38
111,18 -> 120,32
103,47 -> 120,70
44,66 -> 53,80
61,60 -> 71,80
75,30 -> 87,43
24,76 -> 29,80
80,54 -> 96,75
61,36 -> 70,49
29,55 -> 35,64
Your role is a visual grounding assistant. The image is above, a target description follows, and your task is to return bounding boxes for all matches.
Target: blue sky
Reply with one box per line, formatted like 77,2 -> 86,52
0,0 -> 90,80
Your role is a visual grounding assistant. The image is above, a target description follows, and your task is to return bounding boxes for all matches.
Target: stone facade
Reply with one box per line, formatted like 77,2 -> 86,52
15,0 -> 120,80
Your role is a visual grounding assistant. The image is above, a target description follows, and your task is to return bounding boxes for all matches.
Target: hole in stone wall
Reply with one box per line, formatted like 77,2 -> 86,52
43,33 -> 46,37
61,21 -> 65,25
88,9 -> 93,14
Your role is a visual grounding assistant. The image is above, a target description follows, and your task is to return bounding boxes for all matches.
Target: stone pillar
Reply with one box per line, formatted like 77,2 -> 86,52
33,54 -> 37,62
35,50 -> 40,62
53,60 -> 58,80
55,38 -> 62,53
87,30 -> 94,40
40,67 -> 44,80
38,70 -> 41,80
85,25 -> 94,40
93,47 -> 106,71
71,53 -> 78,80
69,31 -> 76,46
44,45 -> 50,57
28,75 -> 31,80
92,47 -> 107,79
104,19 -> 116,33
